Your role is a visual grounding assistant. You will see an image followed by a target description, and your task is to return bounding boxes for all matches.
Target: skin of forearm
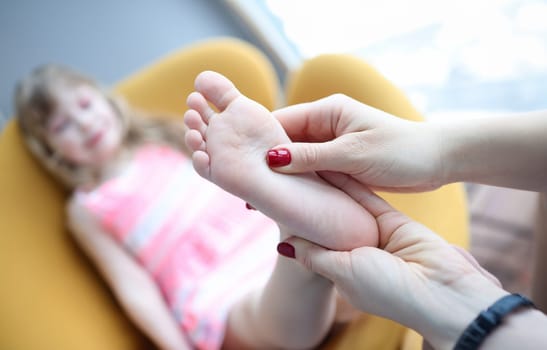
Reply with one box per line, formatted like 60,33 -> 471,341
420,278 -> 547,349
67,203 -> 190,350
479,308 -> 547,349
438,110 -> 547,192
419,278 -> 510,350
113,278 -> 191,350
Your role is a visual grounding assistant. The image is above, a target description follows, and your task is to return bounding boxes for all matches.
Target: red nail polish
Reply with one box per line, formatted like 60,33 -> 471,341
277,242 -> 296,258
267,148 -> 291,167
245,202 -> 256,210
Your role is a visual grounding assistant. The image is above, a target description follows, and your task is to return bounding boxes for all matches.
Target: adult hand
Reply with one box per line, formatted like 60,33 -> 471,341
277,172 -> 507,349
270,94 -> 446,192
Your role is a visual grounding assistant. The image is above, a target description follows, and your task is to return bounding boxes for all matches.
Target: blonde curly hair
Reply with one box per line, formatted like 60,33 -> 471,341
15,64 -> 188,189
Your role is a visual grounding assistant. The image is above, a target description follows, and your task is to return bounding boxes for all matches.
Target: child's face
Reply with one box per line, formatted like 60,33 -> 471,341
45,84 -> 124,167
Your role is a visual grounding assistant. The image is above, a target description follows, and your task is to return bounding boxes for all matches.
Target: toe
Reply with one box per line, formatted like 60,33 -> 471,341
185,129 -> 206,152
194,71 -> 241,112
187,91 -> 215,122
191,151 -> 211,180
184,109 -> 207,137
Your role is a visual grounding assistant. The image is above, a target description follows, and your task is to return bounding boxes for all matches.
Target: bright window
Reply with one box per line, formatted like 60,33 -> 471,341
226,0 -> 547,118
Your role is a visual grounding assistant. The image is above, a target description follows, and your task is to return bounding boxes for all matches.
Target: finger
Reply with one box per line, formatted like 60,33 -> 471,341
318,171 -> 433,248
319,171 -> 395,218
266,139 -> 352,174
273,104 -> 336,142
272,95 -> 350,142
367,184 -> 441,193
278,237 -> 352,284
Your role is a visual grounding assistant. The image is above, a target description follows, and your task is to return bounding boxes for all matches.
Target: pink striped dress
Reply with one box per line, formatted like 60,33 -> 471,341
75,144 -> 279,349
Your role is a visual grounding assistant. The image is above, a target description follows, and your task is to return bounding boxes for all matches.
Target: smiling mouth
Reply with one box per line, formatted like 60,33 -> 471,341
86,131 -> 104,148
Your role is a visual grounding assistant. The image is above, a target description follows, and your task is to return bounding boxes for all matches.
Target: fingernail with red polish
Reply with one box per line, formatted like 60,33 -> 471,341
277,242 -> 296,258
245,202 -> 256,210
267,148 -> 291,167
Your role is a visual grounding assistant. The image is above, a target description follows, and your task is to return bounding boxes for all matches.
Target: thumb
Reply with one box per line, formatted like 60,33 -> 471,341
278,237 -> 352,284
267,140 -> 348,174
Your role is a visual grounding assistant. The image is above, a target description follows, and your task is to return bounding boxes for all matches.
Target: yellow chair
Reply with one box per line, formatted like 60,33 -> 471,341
0,38 -> 468,349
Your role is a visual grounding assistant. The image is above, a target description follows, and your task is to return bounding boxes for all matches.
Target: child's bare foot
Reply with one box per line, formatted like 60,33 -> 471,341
184,71 -> 378,250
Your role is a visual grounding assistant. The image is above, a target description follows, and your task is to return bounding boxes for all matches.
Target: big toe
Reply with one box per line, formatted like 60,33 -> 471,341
194,71 -> 241,112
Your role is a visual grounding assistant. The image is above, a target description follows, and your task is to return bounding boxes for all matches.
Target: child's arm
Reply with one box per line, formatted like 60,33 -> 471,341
66,198 -> 191,350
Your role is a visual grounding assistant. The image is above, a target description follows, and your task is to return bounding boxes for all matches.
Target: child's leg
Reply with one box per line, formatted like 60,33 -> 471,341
184,71 -> 379,251
224,229 -> 336,349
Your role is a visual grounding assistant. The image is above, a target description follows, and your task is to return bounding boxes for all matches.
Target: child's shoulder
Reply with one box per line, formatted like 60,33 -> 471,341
65,189 -> 94,220
65,192 -> 98,233
66,192 -> 84,214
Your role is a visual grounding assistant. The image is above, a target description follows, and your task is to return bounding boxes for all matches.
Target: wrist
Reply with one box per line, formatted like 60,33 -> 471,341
452,293 -> 536,350
421,275 -> 509,350
420,121 -> 450,189
436,118 -> 495,186
480,307 -> 546,349
435,120 -> 470,186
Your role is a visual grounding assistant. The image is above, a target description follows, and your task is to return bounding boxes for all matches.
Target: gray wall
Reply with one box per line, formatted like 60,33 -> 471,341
0,0 -> 271,128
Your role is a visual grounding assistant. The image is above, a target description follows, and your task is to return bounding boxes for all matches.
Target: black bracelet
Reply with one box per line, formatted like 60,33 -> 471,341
453,293 -> 535,350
